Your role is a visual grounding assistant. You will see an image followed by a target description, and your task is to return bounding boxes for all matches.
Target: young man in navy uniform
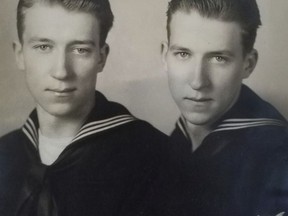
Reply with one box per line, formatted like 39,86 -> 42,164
161,0 -> 288,215
0,0 -> 170,215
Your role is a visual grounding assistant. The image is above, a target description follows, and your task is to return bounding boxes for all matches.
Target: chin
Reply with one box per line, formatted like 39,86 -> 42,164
48,110 -> 75,118
183,112 -> 213,126
42,104 -> 77,118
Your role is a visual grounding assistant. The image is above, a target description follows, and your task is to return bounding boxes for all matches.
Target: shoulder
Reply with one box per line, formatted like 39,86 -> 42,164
218,85 -> 288,150
0,129 -> 28,166
86,91 -> 171,159
115,119 -> 170,153
126,119 -> 168,140
0,130 -> 29,216
94,91 -> 169,146
0,129 -> 24,151
235,85 -> 287,121
239,124 -> 288,151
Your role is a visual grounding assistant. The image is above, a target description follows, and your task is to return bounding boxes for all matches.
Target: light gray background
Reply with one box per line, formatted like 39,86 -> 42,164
0,0 -> 287,136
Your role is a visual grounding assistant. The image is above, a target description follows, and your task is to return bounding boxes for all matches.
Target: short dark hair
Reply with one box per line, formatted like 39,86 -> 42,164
17,0 -> 114,47
166,0 -> 262,54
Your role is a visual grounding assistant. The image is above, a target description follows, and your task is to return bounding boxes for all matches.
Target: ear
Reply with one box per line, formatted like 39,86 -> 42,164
13,41 -> 25,71
96,43 -> 110,73
242,49 -> 258,79
161,41 -> 169,72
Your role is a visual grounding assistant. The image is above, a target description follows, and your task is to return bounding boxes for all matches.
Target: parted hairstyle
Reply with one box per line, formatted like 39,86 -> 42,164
166,0 -> 262,54
17,0 -> 114,47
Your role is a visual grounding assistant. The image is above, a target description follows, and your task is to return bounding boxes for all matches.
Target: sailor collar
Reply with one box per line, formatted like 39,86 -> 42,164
176,85 -> 287,139
21,91 -> 137,149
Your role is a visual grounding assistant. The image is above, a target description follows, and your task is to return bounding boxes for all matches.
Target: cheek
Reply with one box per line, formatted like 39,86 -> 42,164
167,67 -> 190,88
167,60 -> 189,81
23,53 -> 52,79
212,72 -> 243,104
167,73 -> 185,102
167,71 -> 181,88
210,64 -> 243,86
167,59 -> 187,74
72,57 -> 99,74
77,68 -> 98,90
167,59 -> 192,81
78,72 -> 97,89
25,67 -> 43,87
25,72 -> 43,100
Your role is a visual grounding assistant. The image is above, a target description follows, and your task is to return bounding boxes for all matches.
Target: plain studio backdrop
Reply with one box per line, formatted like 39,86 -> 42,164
0,0 -> 287,136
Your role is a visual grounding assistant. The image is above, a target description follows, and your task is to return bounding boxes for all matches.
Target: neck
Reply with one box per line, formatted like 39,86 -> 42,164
37,103 -> 94,139
185,121 -> 212,151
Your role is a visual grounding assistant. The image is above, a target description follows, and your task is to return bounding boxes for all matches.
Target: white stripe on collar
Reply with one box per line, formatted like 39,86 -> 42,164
77,114 -> 134,133
213,118 -> 287,133
220,118 -> 286,123
22,114 -> 136,148
22,118 -> 38,148
72,115 -> 136,143
177,117 -> 189,139
176,117 -> 287,137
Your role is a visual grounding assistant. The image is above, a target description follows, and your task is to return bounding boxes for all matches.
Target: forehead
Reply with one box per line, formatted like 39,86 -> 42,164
22,3 -> 100,43
169,11 -> 243,53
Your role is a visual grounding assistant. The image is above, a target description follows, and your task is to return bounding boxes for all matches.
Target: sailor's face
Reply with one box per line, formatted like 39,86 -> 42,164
163,11 -> 253,127
14,3 -> 108,118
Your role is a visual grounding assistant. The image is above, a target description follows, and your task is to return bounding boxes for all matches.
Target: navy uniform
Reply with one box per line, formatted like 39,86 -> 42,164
169,85 -> 288,216
0,91 -> 170,216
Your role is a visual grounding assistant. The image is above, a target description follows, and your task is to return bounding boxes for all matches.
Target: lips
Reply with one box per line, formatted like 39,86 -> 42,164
185,97 -> 212,102
46,87 -> 76,96
50,88 -> 75,92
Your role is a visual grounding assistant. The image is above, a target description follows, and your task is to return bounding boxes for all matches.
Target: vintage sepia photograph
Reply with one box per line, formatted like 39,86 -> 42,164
0,0 -> 288,215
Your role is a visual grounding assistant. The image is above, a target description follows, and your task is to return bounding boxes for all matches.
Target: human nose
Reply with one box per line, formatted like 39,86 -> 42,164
189,58 -> 210,90
50,50 -> 70,80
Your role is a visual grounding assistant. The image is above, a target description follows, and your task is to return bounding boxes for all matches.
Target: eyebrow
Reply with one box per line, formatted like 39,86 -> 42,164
208,51 -> 235,57
169,44 -> 235,57
68,40 -> 96,47
169,44 -> 191,52
27,38 -> 96,47
28,37 -> 54,44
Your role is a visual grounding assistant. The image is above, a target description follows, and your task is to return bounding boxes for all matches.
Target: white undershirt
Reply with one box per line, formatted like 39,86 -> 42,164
38,129 -> 73,165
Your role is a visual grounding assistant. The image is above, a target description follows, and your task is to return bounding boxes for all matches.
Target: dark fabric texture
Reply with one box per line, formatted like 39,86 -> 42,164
0,91 -> 170,216
167,85 -> 288,216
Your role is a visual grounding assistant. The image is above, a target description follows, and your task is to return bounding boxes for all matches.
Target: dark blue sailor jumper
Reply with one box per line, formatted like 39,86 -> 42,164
0,91 -> 170,216
169,85 -> 288,216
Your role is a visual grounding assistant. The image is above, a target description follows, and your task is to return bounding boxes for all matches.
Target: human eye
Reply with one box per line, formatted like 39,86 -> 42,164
33,44 -> 52,53
209,56 -> 229,64
174,51 -> 191,60
72,47 -> 92,56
